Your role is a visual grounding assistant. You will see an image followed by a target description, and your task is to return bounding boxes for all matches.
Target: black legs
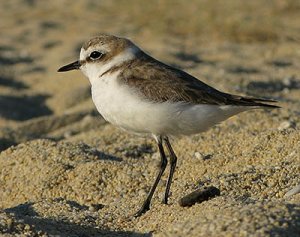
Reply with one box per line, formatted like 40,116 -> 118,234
163,137 -> 178,204
134,136 -> 168,216
134,135 -> 178,217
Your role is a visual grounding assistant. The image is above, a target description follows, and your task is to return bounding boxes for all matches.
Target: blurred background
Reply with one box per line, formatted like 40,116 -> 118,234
0,2 -> 300,236
0,0 -> 299,148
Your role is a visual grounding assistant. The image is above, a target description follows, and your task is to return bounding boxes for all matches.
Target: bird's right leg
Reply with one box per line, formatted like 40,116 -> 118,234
134,135 -> 168,217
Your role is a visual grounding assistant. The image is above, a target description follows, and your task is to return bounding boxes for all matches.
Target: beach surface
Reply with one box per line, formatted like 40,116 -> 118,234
0,1 -> 299,236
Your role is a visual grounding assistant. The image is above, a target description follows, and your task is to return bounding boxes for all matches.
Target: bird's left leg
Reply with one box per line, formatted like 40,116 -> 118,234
162,136 -> 178,204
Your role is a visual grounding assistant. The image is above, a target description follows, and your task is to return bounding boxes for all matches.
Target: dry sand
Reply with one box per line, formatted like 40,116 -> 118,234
0,0 -> 299,236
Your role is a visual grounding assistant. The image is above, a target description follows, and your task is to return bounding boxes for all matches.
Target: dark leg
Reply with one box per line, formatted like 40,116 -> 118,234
162,136 -> 178,204
134,136 -> 168,217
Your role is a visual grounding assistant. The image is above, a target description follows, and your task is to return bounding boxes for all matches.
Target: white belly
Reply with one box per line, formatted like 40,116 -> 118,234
91,73 -> 250,136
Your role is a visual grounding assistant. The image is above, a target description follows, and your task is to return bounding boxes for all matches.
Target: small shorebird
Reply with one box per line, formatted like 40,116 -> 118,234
58,34 -> 278,216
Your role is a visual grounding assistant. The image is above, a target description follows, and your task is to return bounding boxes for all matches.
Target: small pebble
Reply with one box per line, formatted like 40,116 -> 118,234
89,204 -> 104,212
284,184 -> 300,197
278,121 -> 294,131
194,152 -> 203,160
194,152 -> 212,160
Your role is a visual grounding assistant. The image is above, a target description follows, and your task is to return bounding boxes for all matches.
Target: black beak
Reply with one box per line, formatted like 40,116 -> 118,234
57,61 -> 81,72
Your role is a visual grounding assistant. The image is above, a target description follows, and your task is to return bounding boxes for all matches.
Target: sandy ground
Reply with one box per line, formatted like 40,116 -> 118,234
0,0 -> 299,236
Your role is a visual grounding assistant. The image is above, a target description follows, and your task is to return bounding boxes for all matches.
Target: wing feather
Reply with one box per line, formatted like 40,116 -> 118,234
117,52 -> 279,108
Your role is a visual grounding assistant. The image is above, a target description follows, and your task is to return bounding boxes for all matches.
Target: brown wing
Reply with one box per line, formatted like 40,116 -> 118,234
118,52 -> 279,108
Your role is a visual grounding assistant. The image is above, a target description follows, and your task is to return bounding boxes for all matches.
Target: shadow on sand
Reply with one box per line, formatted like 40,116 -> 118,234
5,201 -> 151,237
269,203 -> 300,237
0,94 -> 52,121
0,75 -> 28,89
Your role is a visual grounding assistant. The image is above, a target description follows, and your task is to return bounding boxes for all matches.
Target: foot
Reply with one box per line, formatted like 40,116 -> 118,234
162,195 -> 168,205
134,202 -> 150,217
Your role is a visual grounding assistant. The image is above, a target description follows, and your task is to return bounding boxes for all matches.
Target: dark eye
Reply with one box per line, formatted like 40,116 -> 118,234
89,51 -> 103,60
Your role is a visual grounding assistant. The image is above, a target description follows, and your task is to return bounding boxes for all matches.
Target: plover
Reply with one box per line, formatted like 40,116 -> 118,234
58,34 -> 278,216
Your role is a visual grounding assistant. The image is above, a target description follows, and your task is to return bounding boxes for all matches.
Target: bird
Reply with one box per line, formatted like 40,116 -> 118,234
58,34 -> 279,216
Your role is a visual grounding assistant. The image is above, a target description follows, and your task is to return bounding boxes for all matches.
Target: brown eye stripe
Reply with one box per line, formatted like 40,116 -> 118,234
79,59 -> 86,66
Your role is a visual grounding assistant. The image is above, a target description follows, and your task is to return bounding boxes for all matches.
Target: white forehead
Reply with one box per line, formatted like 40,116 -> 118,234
79,44 -> 110,61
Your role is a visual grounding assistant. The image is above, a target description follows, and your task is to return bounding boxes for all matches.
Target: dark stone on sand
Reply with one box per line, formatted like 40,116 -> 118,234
179,186 -> 220,207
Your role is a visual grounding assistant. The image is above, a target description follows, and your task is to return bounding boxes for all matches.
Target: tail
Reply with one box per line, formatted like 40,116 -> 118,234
227,94 -> 280,108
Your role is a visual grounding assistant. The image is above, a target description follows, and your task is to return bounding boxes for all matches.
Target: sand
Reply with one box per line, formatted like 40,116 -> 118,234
0,0 -> 299,236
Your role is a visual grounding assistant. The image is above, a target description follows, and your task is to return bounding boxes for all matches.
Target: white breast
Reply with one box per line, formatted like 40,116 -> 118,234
91,72 -> 250,136
91,72 -> 178,134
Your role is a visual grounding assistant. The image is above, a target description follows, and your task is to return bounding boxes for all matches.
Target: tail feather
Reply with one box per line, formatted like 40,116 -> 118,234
229,95 -> 280,108
250,98 -> 278,103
